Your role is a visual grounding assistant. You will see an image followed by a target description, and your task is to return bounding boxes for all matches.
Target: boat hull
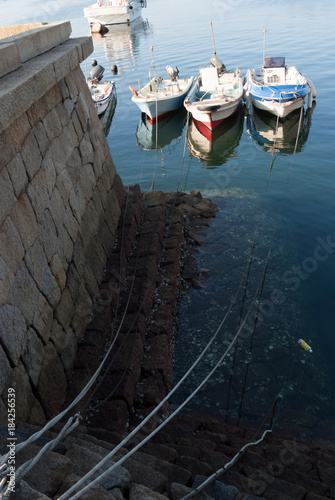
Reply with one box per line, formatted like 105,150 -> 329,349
245,68 -> 312,118
131,77 -> 194,123
185,99 -> 241,130
251,95 -> 305,118
84,2 -> 142,25
89,81 -> 117,116
184,71 -> 243,131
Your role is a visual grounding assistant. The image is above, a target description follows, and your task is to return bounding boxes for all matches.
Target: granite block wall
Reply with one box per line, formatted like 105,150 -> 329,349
0,23 -> 126,423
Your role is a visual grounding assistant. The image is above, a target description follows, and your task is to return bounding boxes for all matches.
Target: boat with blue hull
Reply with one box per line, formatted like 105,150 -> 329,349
244,56 -> 316,118
130,66 -> 194,124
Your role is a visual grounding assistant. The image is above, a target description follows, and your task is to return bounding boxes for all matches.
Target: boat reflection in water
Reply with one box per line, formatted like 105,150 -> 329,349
91,18 -> 152,70
246,101 -> 316,155
187,107 -> 244,167
136,108 -> 187,151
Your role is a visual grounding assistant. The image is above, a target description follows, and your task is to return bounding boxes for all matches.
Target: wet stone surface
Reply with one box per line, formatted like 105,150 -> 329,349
64,186 -> 218,432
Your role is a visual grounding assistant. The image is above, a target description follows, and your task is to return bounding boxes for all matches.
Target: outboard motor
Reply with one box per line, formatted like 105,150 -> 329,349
210,54 -> 225,75
166,65 -> 179,81
89,59 -> 105,83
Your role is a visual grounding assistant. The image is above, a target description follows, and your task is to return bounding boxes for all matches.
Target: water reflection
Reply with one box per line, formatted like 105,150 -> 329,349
246,102 -> 316,156
187,107 -> 244,167
91,18 -> 152,69
135,108 -> 187,150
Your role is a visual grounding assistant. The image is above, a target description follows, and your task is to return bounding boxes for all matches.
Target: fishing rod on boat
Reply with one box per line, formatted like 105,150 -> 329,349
209,21 -> 225,73
263,28 -> 267,68
210,21 -> 217,56
151,45 -> 157,81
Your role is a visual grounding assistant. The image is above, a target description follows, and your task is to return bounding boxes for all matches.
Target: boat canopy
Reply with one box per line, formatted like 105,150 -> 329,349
264,56 -> 285,68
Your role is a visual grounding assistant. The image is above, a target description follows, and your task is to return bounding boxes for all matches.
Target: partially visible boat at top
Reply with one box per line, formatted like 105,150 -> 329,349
84,0 -> 147,26
244,55 -> 316,119
130,65 -> 194,124
86,60 -> 116,116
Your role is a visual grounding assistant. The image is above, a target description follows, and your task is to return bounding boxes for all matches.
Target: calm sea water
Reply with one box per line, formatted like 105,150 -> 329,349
3,0 -> 335,440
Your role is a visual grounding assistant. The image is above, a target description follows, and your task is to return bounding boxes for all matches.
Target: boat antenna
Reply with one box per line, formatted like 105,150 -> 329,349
151,45 -> 157,80
263,28 -> 267,67
210,21 -> 217,56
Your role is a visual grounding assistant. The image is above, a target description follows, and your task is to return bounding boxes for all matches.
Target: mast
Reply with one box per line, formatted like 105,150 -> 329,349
263,28 -> 267,67
210,21 -> 217,56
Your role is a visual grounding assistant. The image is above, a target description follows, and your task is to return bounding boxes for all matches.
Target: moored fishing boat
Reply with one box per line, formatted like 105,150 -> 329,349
86,60 -> 117,116
184,63 -> 243,131
89,79 -> 116,116
244,56 -> 316,119
183,22 -> 243,131
84,0 -> 147,26
130,65 -> 194,124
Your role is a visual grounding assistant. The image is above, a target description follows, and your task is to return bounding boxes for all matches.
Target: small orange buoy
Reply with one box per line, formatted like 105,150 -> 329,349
129,85 -> 138,97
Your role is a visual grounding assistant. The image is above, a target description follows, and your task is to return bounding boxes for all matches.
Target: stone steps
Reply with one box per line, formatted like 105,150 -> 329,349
1,416 -> 335,499
64,187 -> 218,431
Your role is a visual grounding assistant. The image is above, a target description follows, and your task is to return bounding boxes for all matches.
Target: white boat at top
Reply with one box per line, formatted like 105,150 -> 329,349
84,0 -> 147,26
130,66 -> 194,124
184,55 -> 243,131
244,56 -> 316,119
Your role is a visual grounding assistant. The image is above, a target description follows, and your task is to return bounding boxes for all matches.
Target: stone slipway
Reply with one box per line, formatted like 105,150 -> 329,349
64,186 -> 218,432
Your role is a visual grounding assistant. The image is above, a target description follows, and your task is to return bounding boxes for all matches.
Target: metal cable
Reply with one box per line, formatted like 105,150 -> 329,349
58,265 -> 267,499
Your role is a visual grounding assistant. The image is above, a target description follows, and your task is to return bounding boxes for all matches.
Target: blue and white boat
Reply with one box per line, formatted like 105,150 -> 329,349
244,56 -> 316,118
130,66 -> 194,124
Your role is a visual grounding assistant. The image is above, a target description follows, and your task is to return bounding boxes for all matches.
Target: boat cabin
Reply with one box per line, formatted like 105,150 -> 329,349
263,56 -> 286,84
200,67 -> 220,91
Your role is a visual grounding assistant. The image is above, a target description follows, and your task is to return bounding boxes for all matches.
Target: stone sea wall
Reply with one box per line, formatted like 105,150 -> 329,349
0,22 -> 126,423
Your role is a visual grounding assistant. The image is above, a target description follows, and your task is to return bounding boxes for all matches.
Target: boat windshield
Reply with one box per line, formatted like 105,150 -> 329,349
263,56 -> 285,68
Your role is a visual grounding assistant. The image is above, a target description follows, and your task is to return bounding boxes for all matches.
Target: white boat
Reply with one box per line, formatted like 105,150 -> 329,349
244,56 -> 316,119
89,79 -> 116,115
184,60 -> 243,131
86,60 -> 117,116
130,66 -> 194,124
84,0 -> 147,26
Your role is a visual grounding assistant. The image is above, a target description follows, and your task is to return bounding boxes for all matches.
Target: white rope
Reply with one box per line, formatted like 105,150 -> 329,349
0,414 -> 80,498
180,429 -> 272,499
57,268 -> 266,499
16,415 -> 81,481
